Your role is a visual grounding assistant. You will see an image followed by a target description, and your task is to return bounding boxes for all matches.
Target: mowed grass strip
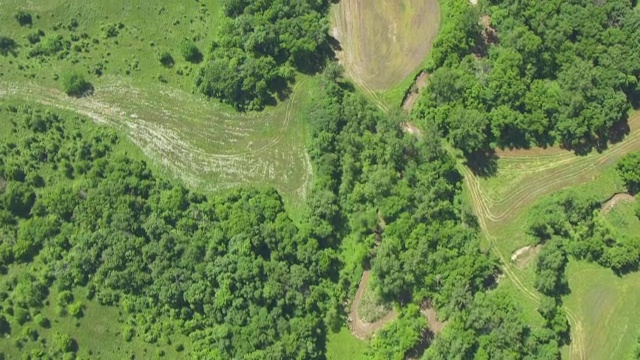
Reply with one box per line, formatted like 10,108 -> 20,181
475,112 -> 640,227
561,261 -> 640,360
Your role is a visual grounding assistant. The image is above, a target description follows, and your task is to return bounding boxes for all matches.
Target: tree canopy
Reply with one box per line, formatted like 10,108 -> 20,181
416,0 -> 640,154
196,0 -> 332,110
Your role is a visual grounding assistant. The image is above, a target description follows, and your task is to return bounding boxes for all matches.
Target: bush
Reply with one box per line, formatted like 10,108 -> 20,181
51,332 -> 75,354
158,51 -> 174,68
21,326 -> 38,341
33,314 -> 50,328
0,36 -> 17,56
67,301 -> 84,318
179,41 -> 202,63
0,315 -> 10,336
26,30 -> 44,44
14,11 -> 32,27
100,23 -> 122,39
61,73 -> 92,97
14,307 -> 29,325
28,34 -> 66,57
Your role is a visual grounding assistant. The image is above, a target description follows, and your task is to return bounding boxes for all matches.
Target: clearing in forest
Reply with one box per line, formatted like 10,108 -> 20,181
331,0 -> 441,97
461,112 -> 640,359
348,271 -> 398,339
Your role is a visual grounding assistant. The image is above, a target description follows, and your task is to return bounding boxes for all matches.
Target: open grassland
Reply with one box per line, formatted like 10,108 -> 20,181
458,113 -> 640,360
473,112 -> 640,232
326,327 -> 368,360
331,0 -> 440,108
605,200 -> 640,242
0,0 -> 220,90
0,0 -> 314,207
562,262 -> 640,360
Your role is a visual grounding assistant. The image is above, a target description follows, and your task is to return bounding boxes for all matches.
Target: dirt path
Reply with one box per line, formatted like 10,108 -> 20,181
601,193 -> 635,215
402,72 -> 430,113
420,305 -> 447,335
349,271 -> 398,339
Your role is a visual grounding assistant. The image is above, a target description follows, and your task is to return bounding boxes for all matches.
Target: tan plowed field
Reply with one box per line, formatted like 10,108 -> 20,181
332,0 -> 440,92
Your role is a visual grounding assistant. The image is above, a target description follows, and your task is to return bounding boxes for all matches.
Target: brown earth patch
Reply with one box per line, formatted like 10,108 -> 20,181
420,302 -> 447,335
401,122 -> 423,138
348,271 -> 398,339
402,72 -> 430,112
511,245 -> 542,268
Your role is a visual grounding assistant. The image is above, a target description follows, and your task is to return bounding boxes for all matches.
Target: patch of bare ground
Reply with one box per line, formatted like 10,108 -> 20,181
402,71 -> 430,112
601,193 -> 636,215
348,271 -> 398,339
511,245 -> 542,269
420,301 -> 447,335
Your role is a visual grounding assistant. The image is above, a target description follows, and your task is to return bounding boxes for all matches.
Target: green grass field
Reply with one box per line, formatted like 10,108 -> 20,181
605,200 -> 640,244
562,261 -> 640,360
458,110 -> 640,359
326,327 -> 368,360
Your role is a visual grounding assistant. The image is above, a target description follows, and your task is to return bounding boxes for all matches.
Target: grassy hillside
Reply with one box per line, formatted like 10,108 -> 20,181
460,115 -> 640,358
0,0 -> 313,208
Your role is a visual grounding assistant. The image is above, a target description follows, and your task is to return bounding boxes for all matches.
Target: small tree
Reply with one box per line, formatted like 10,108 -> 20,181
617,152 -> 640,194
62,73 -> 92,97
0,36 -> 17,56
0,315 -> 10,336
158,51 -> 174,68
14,11 -> 32,27
179,41 -> 202,63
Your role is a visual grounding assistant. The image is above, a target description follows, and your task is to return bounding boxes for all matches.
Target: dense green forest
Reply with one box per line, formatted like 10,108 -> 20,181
196,0 -> 332,110
0,66 -> 570,359
416,0 -> 640,155
0,104 -> 344,359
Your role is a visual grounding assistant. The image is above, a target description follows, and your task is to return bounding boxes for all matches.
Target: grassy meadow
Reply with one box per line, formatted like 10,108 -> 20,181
0,0 -> 314,209
460,112 -> 640,359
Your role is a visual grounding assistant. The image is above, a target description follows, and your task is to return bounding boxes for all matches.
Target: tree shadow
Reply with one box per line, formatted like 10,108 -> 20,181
566,116 -> 630,156
406,328 -> 434,359
465,149 -> 499,178
0,37 -> 19,57
68,83 -> 95,98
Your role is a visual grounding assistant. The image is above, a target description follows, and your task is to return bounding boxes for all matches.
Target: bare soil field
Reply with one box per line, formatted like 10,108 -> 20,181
332,0 -> 441,92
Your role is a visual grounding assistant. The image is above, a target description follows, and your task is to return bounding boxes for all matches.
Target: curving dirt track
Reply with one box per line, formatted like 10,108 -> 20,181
349,271 -> 398,339
332,0 -> 441,92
